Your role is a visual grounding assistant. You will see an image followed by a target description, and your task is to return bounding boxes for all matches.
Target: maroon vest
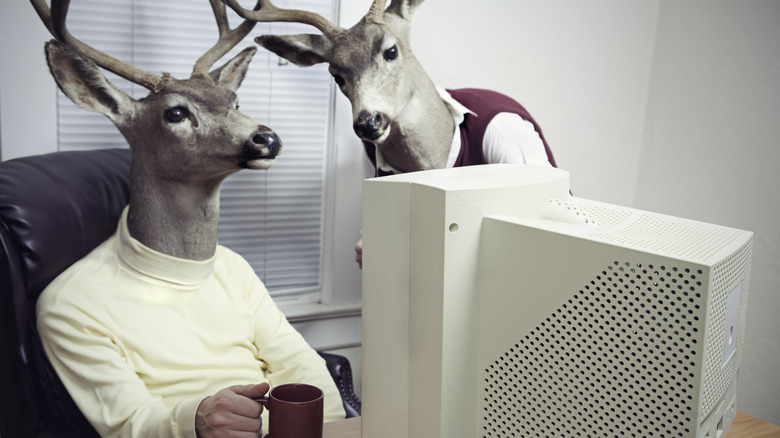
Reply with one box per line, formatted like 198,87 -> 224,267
364,88 -> 556,176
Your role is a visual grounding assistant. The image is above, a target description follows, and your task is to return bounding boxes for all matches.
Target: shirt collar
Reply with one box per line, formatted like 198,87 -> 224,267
437,87 -> 475,126
117,207 -> 215,287
439,87 -> 477,168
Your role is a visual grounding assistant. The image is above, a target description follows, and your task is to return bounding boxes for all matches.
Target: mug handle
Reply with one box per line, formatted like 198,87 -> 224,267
255,397 -> 270,410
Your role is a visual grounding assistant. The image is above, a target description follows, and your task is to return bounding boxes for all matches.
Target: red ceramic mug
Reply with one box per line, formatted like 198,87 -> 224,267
257,383 -> 324,438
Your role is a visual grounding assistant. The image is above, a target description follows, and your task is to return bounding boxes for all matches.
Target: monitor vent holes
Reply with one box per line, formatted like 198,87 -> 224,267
481,261 -> 708,438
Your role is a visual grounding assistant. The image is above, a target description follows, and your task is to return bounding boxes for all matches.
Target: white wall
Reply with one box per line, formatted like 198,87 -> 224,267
636,0 -> 780,424
412,0 -> 659,206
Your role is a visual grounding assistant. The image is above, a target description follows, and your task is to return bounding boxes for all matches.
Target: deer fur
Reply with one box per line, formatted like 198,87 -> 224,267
31,0 -> 282,260
45,42 -> 280,261
224,0 -> 453,173
35,0 -> 283,262
262,0 -> 450,172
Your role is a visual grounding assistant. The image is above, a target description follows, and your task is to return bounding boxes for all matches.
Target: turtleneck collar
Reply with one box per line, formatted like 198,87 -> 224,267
117,207 -> 215,288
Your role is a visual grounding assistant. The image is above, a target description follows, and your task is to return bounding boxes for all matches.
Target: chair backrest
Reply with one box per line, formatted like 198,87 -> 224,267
0,148 -> 131,437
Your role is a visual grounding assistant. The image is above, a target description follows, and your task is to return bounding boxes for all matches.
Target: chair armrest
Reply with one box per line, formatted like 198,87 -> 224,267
318,351 -> 361,418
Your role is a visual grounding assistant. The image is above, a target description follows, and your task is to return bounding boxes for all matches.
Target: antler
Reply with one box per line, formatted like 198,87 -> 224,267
192,0 -> 261,79
221,0 -> 345,41
31,0 -> 261,89
30,0 -> 164,92
366,0 -> 388,24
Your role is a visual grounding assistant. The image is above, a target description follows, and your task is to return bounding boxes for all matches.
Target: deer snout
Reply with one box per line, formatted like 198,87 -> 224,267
251,130 -> 283,158
354,111 -> 389,141
239,128 -> 283,169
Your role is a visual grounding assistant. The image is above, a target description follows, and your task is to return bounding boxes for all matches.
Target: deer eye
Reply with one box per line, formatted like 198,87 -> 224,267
164,106 -> 190,123
332,74 -> 345,87
383,45 -> 398,61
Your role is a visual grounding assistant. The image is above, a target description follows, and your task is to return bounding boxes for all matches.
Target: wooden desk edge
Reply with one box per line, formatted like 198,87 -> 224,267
324,411 -> 780,438
323,416 -> 360,438
728,410 -> 780,438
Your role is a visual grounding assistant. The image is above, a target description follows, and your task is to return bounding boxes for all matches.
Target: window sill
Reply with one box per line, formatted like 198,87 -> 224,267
281,301 -> 363,351
282,301 -> 362,324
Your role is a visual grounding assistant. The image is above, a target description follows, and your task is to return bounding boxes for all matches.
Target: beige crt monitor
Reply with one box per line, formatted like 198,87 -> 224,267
361,164 -> 752,438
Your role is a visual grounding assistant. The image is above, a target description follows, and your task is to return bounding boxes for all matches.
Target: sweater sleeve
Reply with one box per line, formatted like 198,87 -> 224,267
248,277 -> 347,423
36,294 -> 202,438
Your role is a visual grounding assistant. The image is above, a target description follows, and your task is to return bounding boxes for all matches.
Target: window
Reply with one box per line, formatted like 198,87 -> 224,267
58,0 -> 338,302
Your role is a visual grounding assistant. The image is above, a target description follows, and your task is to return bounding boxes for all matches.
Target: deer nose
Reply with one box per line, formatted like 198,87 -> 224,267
354,111 -> 387,141
252,131 -> 283,158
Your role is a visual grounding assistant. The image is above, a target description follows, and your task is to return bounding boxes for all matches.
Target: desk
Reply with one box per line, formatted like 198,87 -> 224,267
322,411 -> 780,438
323,417 -> 360,438
728,411 -> 780,438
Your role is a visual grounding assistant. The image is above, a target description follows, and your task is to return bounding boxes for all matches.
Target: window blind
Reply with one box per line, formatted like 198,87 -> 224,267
57,0 -> 336,298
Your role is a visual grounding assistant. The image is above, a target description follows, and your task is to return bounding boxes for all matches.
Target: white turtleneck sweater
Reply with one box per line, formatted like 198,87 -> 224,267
36,207 -> 345,437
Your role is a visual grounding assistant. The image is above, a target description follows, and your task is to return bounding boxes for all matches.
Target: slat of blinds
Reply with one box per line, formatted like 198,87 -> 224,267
56,0 -> 335,297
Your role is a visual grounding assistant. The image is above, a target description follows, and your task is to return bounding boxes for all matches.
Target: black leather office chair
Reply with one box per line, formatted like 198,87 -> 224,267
0,148 -> 359,437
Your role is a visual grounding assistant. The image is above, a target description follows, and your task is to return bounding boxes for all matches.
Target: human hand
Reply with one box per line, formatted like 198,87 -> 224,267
196,382 -> 270,438
355,238 -> 363,269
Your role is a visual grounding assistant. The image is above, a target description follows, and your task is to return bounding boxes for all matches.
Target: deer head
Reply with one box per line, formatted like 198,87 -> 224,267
222,0 -> 454,173
31,0 -> 281,260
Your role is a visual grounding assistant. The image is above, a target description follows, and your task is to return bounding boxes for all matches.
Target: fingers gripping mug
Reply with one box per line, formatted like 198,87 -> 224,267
257,383 -> 324,438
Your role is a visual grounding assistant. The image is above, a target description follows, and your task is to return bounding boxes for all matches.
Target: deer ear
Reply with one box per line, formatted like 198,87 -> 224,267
255,34 -> 332,67
44,40 -> 132,122
209,47 -> 257,92
387,0 -> 426,20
